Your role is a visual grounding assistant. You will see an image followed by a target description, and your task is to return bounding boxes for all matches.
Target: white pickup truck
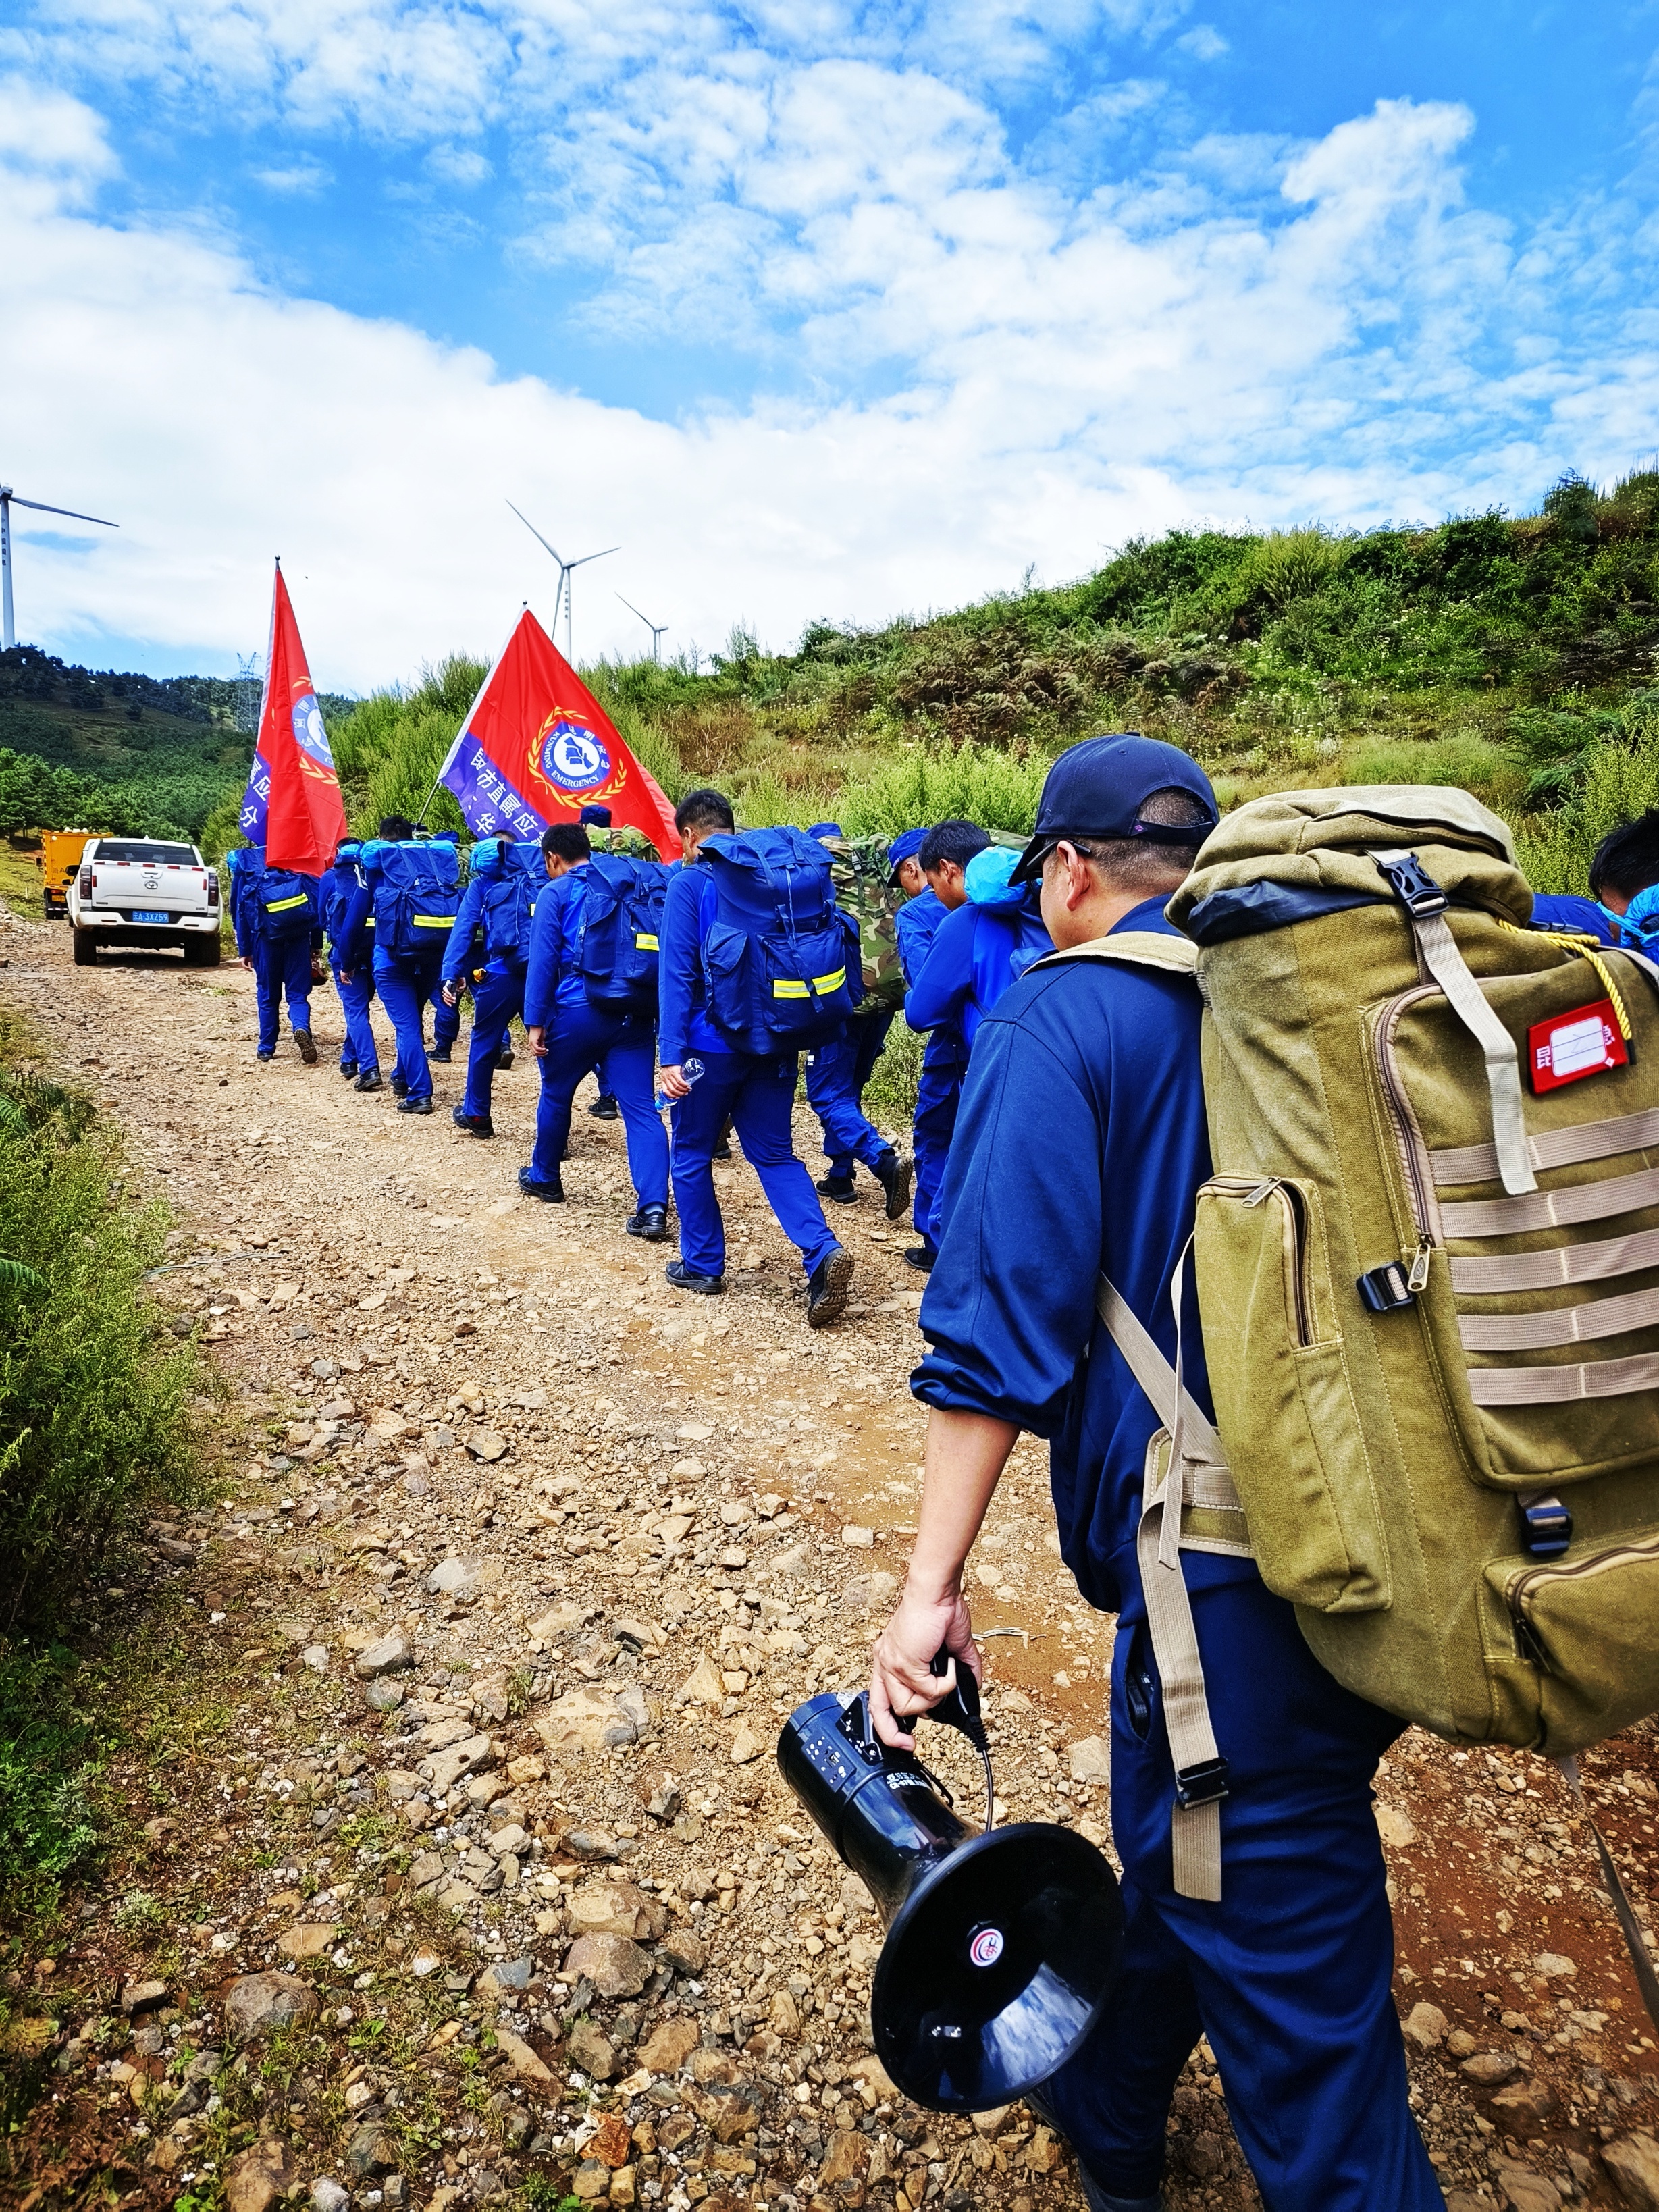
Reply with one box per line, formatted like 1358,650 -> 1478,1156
66,836 -> 222,967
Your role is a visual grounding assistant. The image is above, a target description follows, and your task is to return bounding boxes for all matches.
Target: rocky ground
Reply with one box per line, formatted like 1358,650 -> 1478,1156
1,907 -> 1658,2212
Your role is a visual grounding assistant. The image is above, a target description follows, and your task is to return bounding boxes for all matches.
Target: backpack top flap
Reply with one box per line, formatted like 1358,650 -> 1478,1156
1169,786 -> 1533,942
700,828 -> 835,933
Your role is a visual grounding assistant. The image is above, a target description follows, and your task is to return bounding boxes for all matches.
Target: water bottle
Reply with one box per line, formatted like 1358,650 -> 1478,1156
657,1053 -> 704,1112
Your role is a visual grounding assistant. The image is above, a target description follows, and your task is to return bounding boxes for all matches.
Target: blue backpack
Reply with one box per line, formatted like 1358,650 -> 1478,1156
471,839 -> 544,966
257,860 -> 319,942
579,854 -> 666,1012
698,828 -> 860,1053
322,844 -> 365,949
367,839 -> 460,961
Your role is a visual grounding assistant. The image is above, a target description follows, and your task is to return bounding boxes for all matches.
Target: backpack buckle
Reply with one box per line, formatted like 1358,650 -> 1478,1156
1521,1492 -> 1573,1560
1357,1261 -> 1416,1313
1174,1756 -> 1230,1809
1374,851 -> 1448,918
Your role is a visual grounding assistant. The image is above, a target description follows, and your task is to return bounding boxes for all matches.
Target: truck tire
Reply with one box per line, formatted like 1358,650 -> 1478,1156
72,930 -> 98,967
183,935 -> 222,968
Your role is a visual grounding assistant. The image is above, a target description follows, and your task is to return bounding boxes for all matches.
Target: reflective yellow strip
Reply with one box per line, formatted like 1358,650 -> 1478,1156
413,913 -> 457,928
772,967 -> 846,999
635,933 -> 660,950
265,893 -> 307,912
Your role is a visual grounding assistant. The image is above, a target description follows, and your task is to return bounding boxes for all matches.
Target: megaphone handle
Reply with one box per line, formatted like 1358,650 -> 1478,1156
929,1644 -> 995,1833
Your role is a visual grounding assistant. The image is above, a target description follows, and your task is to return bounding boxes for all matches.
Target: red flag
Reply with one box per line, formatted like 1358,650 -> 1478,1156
257,564 -> 348,873
437,610 -> 681,861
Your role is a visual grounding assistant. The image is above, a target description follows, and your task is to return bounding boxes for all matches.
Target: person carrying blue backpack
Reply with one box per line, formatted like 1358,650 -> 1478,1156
657,787 -> 857,1327
904,836 -> 1053,1055
231,843 -> 324,1066
440,835 -> 542,1138
321,839 -> 382,1089
518,821 -> 669,1234
336,820 -> 461,1115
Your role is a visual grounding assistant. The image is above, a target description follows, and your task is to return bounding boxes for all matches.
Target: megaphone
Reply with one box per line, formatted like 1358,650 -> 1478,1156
776,1654 -> 1123,2113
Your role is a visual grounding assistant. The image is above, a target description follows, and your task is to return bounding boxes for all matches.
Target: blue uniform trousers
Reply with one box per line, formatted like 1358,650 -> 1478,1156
910,1055 -> 963,1250
332,960 -> 379,1073
373,950 -> 444,1102
1042,1579 -> 1439,2211
531,1002 -> 668,1204
806,1010 -> 894,1180
433,988 -> 461,1053
670,1049 -> 839,1280
460,967 -> 526,1120
253,935 -> 313,1055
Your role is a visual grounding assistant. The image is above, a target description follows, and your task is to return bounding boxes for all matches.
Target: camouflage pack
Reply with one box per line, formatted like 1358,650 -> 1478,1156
822,835 -> 905,1013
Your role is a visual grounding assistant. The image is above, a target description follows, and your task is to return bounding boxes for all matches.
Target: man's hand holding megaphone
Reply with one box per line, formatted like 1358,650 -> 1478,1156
869,1407 -> 1016,1748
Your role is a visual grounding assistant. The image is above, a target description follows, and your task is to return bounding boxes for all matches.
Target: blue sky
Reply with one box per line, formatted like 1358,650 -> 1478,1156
3,1 -> 1659,687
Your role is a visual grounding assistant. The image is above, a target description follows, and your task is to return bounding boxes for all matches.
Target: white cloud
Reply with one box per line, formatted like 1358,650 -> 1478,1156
0,72 -> 115,202
426,142 -> 492,186
252,158 -> 334,194
1175,24 -> 1227,61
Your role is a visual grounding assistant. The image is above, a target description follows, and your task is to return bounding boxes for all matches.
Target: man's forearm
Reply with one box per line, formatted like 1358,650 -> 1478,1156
907,1407 -> 1020,1600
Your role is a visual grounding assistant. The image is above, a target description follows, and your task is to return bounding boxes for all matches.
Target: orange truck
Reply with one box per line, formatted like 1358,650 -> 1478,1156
34,829 -> 95,920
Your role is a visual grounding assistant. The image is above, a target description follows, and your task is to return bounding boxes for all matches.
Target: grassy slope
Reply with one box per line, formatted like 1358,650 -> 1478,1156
325,466 -> 1659,897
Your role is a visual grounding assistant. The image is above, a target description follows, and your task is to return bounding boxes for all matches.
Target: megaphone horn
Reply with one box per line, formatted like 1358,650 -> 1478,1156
776,1651 -> 1124,2114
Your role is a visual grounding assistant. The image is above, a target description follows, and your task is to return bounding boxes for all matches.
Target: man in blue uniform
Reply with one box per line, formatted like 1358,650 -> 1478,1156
1582,808 -> 1659,945
440,836 -> 535,1138
321,839 -> 381,1088
801,821 -> 913,1219
870,735 -> 1440,2212
896,820 -> 991,1269
518,822 -> 669,1236
336,820 -> 459,1116
658,788 -> 854,1327
232,844 -> 323,1065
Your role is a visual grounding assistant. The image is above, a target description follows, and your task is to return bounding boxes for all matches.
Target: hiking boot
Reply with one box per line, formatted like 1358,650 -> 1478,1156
666,1259 -> 723,1295
430,1045 -> 452,1063
712,1136 -> 732,1161
903,1245 -> 935,1273
876,1149 -> 914,1222
518,1167 -> 565,1202
340,1059 -> 358,1080
257,1049 -> 274,1063
807,1245 -> 854,1328
390,1073 -> 409,1098
293,1027 -> 318,1065
496,1045 -> 515,1070
452,1107 -> 494,1138
397,1095 -> 433,1115
588,1093 -> 620,1121
816,1173 -> 858,1205
355,1069 -> 384,1093
627,1205 -> 670,1241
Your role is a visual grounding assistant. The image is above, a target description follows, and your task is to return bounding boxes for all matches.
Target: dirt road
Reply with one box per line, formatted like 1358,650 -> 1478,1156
4,905 -> 1659,2212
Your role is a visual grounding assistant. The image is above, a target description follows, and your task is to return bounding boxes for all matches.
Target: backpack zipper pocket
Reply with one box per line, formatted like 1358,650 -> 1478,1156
1504,1537 -> 1659,1659
1374,987 -> 1440,1284
1482,1537 -> 1659,1752
1233,1176 -> 1312,1345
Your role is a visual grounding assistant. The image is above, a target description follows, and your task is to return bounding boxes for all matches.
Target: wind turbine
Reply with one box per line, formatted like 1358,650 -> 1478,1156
505,500 -> 618,666
617,593 -> 670,663
1,484 -> 119,651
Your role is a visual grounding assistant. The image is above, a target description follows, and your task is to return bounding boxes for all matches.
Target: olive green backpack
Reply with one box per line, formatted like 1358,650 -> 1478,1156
1047,789 -> 1659,2000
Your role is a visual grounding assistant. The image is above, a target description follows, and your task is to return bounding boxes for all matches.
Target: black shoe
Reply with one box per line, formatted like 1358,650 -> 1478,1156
390,1073 -> 409,1098
496,1047 -> 515,1070
518,1167 -> 565,1203
711,1138 -> 732,1161
627,1205 -> 670,1241
816,1174 -> 858,1205
293,1027 -> 318,1065
666,1259 -> 723,1296
257,1049 -> 274,1063
903,1245 -> 935,1272
588,1094 -> 619,1121
340,1060 -> 358,1080
876,1149 -> 914,1223
1022,2088 -> 1161,2212
397,1096 -> 433,1115
807,1245 -> 854,1328
430,1046 -> 452,1063
355,1069 -> 384,1093
452,1106 -> 494,1138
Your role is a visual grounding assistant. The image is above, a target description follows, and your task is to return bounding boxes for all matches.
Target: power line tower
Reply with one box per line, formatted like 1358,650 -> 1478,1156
234,652 -> 263,735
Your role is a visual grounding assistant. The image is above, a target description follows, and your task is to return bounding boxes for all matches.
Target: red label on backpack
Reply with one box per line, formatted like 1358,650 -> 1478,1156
1529,999 -> 1629,1093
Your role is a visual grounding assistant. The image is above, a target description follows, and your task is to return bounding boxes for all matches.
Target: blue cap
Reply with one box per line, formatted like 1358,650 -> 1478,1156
887,826 -> 927,880
1010,735 -> 1217,883
580,805 -> 612,827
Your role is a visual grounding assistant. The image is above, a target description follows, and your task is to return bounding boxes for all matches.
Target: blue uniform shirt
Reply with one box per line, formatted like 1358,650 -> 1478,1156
904,896 -> 1053,1053
440,873 -> 505,984
658,864 -> 728,1065
1530,891 -> 1619,945
895,888 -> 945,986
523,864 -> 594,1026
912,898 -> 1250,1626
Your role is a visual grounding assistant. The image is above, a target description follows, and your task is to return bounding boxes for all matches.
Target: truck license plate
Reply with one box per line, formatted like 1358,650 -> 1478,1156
132,910 -> 169,924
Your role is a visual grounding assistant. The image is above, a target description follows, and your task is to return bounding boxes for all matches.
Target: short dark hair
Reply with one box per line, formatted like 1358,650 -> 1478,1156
1059,786 -> 1211,894
542,822 -> 591,862
919,820 -> 991,874
1590,810 -> 1659,901
378,814 -> 414,841
675,787 -> 735,836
